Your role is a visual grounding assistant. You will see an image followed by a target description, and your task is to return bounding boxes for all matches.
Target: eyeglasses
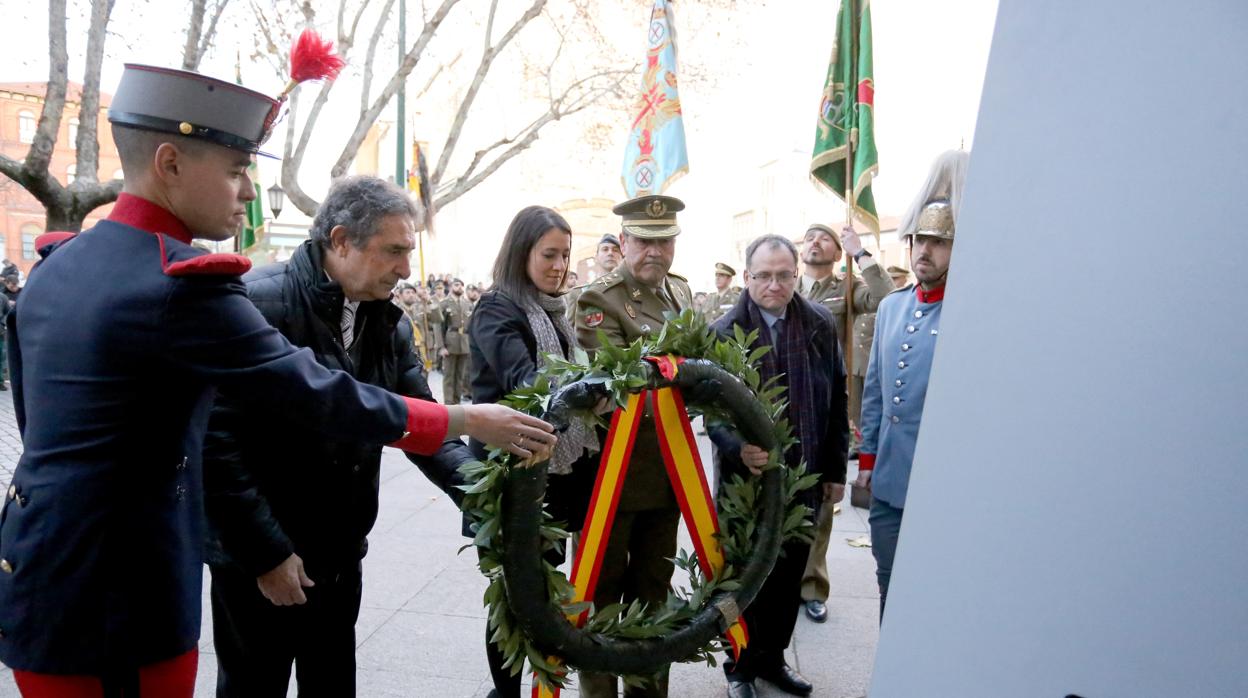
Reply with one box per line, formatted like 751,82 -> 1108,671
748,271 -> 798,286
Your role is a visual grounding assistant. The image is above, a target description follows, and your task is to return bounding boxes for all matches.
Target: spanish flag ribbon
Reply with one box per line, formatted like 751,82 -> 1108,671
533,357 -> 747,697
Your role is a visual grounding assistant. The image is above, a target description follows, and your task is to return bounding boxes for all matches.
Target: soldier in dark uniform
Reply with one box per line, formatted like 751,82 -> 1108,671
574,195 -> 692,698
794,222 -> 896,625
440,278 -> 473,403
701,262 -> 741,324
0,64 -> 554,697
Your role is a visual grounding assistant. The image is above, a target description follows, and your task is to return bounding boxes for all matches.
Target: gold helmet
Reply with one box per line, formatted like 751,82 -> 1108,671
899,150 -> 969,243
913,200 -> 955,240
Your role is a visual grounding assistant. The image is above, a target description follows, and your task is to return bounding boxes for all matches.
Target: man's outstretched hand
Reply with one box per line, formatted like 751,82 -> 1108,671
462,403 -> 557,460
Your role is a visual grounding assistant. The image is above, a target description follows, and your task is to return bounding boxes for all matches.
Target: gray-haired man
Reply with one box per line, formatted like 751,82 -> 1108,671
203,176 -> 484,696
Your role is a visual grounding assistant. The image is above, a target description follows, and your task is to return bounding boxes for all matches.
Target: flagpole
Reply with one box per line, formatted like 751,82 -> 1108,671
843,0 -> 859,423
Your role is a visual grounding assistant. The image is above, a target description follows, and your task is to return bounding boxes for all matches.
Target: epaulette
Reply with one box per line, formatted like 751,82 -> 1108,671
587,271 -> 624,291
34,231 -> 77,261
667,272 -> 689,282
157,233 -> 252,277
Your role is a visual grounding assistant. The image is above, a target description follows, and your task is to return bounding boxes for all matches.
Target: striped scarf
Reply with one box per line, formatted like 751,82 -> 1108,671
520,292 -> 600,474
745,297 -> 821,474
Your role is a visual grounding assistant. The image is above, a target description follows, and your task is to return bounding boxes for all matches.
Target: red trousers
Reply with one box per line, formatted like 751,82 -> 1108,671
12,648 -> 197,698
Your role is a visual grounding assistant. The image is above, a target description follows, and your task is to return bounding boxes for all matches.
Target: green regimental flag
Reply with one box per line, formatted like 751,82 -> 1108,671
239,161 -> 264,252
235,56 -> 265,253
811,0 -> 879,235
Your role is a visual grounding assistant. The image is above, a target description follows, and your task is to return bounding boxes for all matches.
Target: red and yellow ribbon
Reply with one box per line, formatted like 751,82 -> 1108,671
533,357 -> 747,697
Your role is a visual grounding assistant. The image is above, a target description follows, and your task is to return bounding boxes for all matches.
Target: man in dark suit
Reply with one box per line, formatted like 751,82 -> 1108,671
710,234 -> 850,698
203,176 -> 479,696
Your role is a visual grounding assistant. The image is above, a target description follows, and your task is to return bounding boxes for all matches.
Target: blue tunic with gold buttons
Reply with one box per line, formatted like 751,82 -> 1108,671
0,195 -> 430,674
860,284 -> 944,509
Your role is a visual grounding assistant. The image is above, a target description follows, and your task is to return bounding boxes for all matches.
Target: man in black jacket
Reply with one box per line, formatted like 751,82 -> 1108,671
710,234 -> 850,698
203,176 -> 477,696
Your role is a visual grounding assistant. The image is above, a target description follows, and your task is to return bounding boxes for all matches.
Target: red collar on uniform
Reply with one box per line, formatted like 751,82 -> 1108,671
916,284 -> 945,303
107,193 -> 193,245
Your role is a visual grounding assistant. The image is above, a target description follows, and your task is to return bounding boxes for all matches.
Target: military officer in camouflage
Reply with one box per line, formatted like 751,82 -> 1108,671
795,222 -> 897,625
886,265 -> 911,289
440,278 -> 473,404
847,267 -> 911,441
395,283 -> 427,364
846,267 -> 909,417
701,262 -> 741,324
574,195 -> 691,698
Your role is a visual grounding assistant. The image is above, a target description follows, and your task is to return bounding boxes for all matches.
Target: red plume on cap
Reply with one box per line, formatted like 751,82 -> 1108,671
290,28 -> 345,83
277,29 -> 345,100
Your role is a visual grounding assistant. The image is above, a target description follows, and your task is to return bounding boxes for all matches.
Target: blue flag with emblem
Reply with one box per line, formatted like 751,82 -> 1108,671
621,0 -> 688,197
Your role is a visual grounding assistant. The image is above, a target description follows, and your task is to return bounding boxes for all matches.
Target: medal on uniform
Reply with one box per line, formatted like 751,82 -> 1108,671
624,303 -> 637,319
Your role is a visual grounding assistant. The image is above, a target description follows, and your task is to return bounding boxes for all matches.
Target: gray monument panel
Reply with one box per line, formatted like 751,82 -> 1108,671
871,1 -> 1248,696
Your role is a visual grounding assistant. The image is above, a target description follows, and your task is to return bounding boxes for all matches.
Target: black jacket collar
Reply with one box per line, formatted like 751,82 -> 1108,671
289,240 -> 402,331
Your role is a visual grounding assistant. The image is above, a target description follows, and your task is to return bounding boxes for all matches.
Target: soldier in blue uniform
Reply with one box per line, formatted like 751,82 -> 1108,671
858,150 -> 968,617
0,64 -> 554,697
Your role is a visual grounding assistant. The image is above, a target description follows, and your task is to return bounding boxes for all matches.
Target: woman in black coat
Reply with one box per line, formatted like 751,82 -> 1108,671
467,205 -> 600,698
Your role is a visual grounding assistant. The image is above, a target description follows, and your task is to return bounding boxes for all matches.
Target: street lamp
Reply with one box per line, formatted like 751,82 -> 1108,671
267,182 -> 285,219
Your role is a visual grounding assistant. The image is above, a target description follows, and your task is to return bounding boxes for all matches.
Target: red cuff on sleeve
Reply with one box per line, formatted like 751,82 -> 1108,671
388,396 -> 449,455
858,453 -> 876,471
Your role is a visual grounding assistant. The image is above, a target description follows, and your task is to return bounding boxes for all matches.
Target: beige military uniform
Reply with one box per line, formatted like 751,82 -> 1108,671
797,257 -> 895,606
576,266 -> 692,352
440,294 -> 473,404
426,296 -> 445,367
700,286 -> 741,324
563,284 -> 586,324
395,299 -> 427,364
575,265 -> 690,698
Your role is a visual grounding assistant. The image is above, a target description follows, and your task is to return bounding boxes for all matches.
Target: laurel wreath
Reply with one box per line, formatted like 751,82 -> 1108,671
458,310 -> 819,691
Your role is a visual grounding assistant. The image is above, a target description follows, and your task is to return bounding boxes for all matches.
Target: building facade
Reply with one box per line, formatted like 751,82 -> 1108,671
0,82 -> 123,276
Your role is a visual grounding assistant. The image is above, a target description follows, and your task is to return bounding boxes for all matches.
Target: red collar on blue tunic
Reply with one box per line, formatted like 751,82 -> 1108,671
916,284 -> 945,303
107,193 -> 193,245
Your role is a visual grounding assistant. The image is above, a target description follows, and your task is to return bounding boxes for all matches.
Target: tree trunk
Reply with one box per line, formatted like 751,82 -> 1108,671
75,0 -> 115,187
182,0 -> 207,70
0,0 -> 124,233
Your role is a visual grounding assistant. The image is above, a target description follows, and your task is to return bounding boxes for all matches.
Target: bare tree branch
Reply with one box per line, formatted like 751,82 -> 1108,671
26,0 -> 69,177
341,0 -> 374,50
431,0 -> 546,185
360,0 -> 397,113
0,156 -> 27,189
196,0 -> 231,67
326,0 -> 464,183
279,85 -> 323,216
75,0 -> 115,187
434,66 -> 631,210
183,0 -> 207,70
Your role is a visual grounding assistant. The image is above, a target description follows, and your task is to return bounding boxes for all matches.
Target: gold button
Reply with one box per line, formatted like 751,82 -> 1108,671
6,485 -> 14,499
0,559 -> 12,574
178,121 -> 194,135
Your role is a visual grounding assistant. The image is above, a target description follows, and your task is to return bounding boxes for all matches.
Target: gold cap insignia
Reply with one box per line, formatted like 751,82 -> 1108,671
647,199 -> 667,218
178,121 -> 194,135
